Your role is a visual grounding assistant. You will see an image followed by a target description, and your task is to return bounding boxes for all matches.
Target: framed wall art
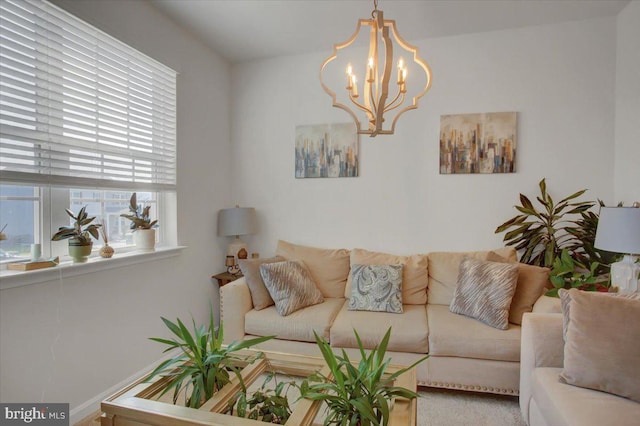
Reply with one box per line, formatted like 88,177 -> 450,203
439,112 -> 517,174
295,122 -> 358,178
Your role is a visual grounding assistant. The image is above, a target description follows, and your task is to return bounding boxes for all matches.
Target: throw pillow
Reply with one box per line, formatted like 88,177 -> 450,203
259,259 -> 324,316
238,256 -> 284,310
449,257 -> 519,330
276,240 -> 350,298
348,264 -> 403,313
345,248 -> 428,305
559,289 -> 640,403
487,251 -> 551,325
427,247 -> 517,306
559,288 -> 640,341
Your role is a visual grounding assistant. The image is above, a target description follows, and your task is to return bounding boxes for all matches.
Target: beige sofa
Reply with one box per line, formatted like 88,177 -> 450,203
221,242 -> 552,396
520,313 -> 640,425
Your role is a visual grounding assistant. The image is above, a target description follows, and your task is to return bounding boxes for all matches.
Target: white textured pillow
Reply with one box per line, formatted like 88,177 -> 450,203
260,260 -> 324,316
348,264 -> 403,313
449,257 -> 519,330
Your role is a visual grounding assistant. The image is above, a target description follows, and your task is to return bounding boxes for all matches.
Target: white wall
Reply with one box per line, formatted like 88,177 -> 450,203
231,17 -> 617,257
615,0 -> 640,203
0,0 -> 231,422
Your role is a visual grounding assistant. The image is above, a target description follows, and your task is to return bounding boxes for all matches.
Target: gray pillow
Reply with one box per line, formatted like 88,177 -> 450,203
260,260 -> 324,316
348,264 -> 403,313
449,257 -> 519,330
238,256 -> 284,310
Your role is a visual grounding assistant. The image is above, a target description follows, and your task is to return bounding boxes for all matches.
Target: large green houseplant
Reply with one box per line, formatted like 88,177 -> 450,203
148,308 -> 273,409
299,327 -> 427,426
51,206 -> 101,263
495,178 -> 594,268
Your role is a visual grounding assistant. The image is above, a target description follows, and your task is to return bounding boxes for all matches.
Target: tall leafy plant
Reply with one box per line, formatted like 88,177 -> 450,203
300,327 -> 427,426
495,178 -> 594,268
148,308 -> 273,408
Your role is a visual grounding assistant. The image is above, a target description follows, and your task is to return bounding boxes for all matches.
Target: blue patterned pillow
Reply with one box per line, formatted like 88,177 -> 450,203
348,264 -> 403,313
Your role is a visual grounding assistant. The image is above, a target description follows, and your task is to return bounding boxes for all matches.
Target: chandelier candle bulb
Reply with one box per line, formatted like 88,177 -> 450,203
351,75 -> 358,97
368,57 -> 375,82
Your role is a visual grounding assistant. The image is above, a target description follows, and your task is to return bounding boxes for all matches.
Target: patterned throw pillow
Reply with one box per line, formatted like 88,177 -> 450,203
259,260 -> 324,316
348,264 -> 403,313
449,257 -> 519,330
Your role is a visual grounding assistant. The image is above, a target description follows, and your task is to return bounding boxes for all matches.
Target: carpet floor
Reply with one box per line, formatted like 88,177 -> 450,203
417,388 -> 525,426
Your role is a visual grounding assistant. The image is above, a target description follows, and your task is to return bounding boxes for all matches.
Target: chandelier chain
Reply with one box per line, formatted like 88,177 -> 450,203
371,0 -> 379,19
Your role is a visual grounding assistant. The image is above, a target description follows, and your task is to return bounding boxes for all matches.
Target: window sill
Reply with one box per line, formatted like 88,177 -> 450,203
0,246 -> 186,290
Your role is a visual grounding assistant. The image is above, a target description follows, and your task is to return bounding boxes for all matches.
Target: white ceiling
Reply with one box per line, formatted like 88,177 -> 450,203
149,0 -> 630,64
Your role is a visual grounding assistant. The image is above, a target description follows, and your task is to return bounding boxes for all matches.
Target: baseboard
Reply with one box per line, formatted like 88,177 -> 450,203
70,349 -> 179,425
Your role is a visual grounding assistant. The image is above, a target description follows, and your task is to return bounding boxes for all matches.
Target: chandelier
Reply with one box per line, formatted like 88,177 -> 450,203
320,0 -> 432,137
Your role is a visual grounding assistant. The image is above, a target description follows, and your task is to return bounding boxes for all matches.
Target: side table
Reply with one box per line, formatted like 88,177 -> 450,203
212,271 -> 243,287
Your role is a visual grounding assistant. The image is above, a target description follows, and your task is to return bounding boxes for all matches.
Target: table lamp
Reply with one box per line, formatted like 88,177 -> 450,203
217,206 -> 257,260
594,206 -> 640,293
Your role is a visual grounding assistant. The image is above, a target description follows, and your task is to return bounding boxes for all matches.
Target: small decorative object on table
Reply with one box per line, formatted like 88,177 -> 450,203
99,222 -> 114,258
120,193 -> 158,252
225,255 -> 241,275
51,206 -> 101,263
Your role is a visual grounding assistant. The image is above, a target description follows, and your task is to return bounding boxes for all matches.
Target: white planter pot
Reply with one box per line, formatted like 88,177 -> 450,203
134,229 -> 156,252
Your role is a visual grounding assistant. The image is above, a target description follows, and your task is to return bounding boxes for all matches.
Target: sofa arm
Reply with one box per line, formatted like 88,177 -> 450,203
519,312 -> 564,424
219,277 -> 253,344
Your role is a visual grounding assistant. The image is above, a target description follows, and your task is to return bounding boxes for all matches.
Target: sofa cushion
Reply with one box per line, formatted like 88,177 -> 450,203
427,247 -> 516,306
427,304 -> 521,362
260,260 -> 324,316
348,264 -> 403,313
487,251 -> 551,325
559,289 -> 640,403
238,256 -> 284,310
449,257 -> 519,330
531,367 -> 640,426
245,298 -> 345,342
345,248 -> 429,305
330,303 -> 429,353
276,240 -> 350,298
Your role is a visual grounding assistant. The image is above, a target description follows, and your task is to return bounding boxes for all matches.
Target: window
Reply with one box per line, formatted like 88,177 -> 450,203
0,0 -> 177,263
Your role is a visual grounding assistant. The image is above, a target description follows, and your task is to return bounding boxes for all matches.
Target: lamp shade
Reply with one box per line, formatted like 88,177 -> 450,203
594,207 -> 640,255
217,207 -> 257,237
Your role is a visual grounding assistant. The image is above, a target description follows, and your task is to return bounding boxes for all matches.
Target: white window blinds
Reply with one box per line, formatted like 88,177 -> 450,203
0,0 -> 177,190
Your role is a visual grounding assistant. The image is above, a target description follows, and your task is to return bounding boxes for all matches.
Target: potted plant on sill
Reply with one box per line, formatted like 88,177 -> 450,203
120,192 -> 158,252
51,206 -> 101,263
299,327 -> 427,426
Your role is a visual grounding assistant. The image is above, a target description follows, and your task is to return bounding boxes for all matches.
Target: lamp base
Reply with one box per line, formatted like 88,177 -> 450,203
611,254 -> 640,294
227,238 -> 247,260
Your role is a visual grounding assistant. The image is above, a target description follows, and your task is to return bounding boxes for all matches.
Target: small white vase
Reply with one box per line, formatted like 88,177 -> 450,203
134,229 -> 156,252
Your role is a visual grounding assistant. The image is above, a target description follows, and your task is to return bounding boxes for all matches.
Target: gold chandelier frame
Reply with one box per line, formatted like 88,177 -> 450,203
320,2 -> 432,137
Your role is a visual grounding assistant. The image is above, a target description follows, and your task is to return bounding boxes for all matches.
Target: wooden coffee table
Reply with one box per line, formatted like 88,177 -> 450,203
100,349 -> 417,425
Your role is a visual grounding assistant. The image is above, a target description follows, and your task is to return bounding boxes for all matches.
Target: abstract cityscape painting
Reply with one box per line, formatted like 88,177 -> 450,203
295,123 -> 358,178
440,112 -> 517,174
